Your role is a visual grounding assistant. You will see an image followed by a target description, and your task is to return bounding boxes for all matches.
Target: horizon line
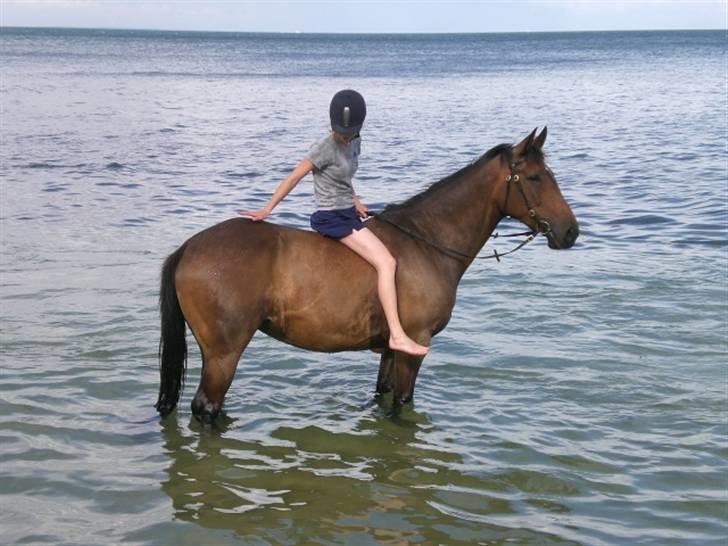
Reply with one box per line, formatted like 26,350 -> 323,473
2,25 -> 724,36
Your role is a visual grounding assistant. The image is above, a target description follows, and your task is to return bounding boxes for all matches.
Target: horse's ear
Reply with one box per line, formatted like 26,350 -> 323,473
533,126 -> 547,150
513,128 -> 538,158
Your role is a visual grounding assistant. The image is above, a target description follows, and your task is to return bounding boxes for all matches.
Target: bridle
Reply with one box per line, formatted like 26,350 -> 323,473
373,158 -> 552,262
503,159 -> 553,238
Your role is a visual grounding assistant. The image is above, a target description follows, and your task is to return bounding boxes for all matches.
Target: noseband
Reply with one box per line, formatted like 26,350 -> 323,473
503,160 -> 552,236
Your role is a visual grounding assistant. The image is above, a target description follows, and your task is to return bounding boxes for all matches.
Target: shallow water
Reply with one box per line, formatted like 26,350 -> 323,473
1,28 -> 726,545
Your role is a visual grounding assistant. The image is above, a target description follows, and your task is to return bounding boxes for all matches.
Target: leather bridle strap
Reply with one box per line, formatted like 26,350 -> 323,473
504,160 -> 552,236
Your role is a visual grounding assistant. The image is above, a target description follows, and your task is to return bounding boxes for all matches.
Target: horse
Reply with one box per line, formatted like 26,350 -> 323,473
156,128 -> 579,423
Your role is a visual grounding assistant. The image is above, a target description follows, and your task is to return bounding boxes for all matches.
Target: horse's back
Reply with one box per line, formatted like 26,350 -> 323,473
180,217 -> 372,282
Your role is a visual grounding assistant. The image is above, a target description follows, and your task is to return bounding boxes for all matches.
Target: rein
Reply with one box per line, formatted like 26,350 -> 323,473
373,214 -> 536,262
371,161 -> 551,263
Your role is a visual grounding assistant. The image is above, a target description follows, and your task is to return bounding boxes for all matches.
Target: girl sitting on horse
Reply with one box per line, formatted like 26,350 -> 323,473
240,89 -> 429,357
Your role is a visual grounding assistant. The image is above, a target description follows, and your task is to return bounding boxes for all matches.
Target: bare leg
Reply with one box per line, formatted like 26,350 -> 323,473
340,228 -> 429,356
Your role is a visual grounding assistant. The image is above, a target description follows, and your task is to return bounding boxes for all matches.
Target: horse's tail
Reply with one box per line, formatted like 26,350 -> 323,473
155,244 -> 188,416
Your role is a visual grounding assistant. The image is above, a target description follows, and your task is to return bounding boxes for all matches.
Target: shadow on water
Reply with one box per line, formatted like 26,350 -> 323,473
158,403 -> 580,546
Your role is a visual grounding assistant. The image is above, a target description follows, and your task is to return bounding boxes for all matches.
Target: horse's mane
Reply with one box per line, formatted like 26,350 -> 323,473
382,143 -> 516,213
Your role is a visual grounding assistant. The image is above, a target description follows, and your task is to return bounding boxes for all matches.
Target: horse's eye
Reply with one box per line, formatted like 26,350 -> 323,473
528,175 -> 541,183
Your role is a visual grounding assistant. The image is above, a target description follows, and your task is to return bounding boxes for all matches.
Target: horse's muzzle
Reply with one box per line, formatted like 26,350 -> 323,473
547,223 -> 579,249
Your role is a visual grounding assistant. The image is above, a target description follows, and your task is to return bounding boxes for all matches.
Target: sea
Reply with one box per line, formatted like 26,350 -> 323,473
0,27 -> 726,546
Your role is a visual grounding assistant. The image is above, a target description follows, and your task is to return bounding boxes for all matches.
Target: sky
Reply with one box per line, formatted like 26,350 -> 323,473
0,0 -> 726,34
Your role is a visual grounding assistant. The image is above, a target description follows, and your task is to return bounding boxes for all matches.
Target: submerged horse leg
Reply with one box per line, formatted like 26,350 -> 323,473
392,352 -> 425,407
376,350 -> 395,395
179,278 -> 264,424
191,346 -> 246,424
189,298 -> 260,423
179,297 -> 261,423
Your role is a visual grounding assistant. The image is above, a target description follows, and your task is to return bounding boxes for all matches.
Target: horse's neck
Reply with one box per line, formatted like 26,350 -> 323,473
394,159 -> 504,273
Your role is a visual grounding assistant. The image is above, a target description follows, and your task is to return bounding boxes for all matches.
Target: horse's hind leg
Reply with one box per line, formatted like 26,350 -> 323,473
192,353 -> 238,424
190,324 -> 258,424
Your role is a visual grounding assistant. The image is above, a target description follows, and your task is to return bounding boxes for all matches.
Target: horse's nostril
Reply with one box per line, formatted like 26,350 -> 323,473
565,225 -> 579,247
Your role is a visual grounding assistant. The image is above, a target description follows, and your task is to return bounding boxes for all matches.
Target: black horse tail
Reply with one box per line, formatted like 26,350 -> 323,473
155,244 -> 188,416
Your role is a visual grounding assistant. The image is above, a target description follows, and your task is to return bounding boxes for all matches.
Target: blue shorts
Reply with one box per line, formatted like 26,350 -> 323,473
310,207 -> 365,239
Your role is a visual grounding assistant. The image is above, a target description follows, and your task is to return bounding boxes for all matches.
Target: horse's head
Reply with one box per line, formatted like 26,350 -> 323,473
500,128 -> 579,249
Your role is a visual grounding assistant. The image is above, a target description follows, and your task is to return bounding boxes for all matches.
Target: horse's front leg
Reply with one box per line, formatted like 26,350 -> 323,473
376,350 -> 395,395
392,352 -> 426,406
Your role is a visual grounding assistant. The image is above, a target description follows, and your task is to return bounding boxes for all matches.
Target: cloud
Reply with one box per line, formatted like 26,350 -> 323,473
1,0 -> 725,32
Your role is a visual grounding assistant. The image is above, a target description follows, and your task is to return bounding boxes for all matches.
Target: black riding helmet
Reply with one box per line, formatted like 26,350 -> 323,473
329,89 -> 366,137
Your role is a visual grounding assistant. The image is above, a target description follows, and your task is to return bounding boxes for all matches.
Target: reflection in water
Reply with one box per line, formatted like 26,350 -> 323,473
161,408 -> 445,544
159,406 -> 581,545
161,410 -> 473,545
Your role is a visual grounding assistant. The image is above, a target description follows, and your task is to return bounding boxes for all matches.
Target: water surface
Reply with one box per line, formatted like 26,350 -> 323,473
1,28 -> 726,545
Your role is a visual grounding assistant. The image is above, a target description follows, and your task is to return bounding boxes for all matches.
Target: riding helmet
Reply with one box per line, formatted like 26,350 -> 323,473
329,89 -> 366,137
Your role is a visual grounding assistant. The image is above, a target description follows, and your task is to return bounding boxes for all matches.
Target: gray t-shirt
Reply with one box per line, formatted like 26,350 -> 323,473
305,133 -> 360,210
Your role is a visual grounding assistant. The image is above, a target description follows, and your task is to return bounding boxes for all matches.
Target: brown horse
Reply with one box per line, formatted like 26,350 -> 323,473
156,128 -> 579,423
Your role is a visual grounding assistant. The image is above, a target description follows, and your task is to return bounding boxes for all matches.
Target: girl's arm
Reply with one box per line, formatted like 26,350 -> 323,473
239,159 -> 314,221
353,190 -> 368,218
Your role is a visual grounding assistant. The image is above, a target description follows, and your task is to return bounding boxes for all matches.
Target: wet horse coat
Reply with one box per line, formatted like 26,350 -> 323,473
156,129 -> 579,422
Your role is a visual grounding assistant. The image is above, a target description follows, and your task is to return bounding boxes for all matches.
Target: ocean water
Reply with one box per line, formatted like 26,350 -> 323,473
0,27 -> 726,546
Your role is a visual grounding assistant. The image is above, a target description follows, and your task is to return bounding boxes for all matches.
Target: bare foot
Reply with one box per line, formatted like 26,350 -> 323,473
389,335 -> 429,356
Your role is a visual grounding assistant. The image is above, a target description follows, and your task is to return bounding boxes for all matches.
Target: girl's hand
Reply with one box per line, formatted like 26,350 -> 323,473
354,197 -> 369,218
238,160 -> 313,223
239,208 -> 270,221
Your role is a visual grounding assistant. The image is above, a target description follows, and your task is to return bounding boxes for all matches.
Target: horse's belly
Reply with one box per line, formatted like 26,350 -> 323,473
260,309 -> 381,352
262,284 -> 384,352
259,229 -> 386,351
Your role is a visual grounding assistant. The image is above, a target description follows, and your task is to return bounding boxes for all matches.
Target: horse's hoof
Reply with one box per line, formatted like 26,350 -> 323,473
191,393 -> 221,424
198,412 -> 215,425
155,401 -> 176,417
376,386 -> 392,395
392,393 -> 414,408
